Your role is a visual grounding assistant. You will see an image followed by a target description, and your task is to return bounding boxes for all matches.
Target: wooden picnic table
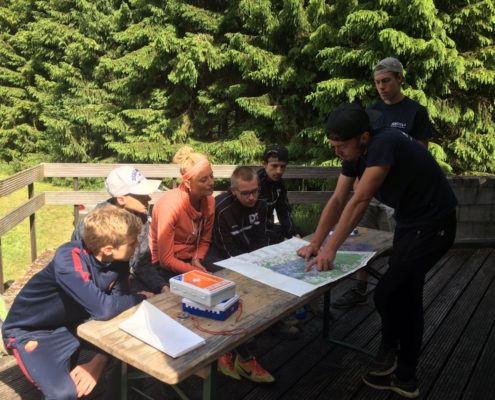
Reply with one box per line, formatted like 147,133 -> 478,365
77,227 -> 393,400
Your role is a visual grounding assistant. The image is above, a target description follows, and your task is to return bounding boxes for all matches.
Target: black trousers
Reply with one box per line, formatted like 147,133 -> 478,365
374,211 -> 457,380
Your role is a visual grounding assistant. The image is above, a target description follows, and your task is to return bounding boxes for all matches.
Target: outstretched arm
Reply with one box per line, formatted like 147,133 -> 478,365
305,165 -> 389,271
297,174 -> 355,260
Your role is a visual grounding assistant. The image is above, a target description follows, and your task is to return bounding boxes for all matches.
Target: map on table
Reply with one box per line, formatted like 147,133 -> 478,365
216,237 -> 375,296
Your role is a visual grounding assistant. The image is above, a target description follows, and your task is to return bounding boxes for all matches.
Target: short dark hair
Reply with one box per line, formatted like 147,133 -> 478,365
231,166 -> 258,188
263,144 -> 289,162
326,103 -> 380,141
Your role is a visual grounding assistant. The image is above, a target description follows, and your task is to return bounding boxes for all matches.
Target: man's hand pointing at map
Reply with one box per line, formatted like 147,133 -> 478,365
297,243 -> 336,272
306,247 -> 336,272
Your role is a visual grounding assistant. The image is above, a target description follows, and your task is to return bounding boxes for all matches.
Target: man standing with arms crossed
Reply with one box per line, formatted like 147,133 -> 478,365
333,57 -> 434,309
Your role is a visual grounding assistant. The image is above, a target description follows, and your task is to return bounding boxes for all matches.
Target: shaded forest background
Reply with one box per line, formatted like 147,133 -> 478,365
0,0 -> 494,174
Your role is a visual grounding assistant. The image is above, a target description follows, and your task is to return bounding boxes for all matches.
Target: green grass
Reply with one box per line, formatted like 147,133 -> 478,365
292,203 -> 325,237
0,171 -> 74,283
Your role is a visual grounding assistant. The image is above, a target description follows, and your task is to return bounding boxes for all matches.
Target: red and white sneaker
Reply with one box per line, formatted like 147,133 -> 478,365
235,356 -> 275,383
217,351 -> 241,380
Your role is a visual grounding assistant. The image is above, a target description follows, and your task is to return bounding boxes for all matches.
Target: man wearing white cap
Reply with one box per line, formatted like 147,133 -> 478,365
71,166 -> 168,293
333,57 -> 434,310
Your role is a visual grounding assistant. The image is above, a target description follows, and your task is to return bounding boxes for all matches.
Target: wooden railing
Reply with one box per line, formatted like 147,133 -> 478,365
0,163 -> 340,292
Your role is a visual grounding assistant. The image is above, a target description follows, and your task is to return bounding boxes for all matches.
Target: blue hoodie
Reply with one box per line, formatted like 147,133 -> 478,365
3,240 -> 145,337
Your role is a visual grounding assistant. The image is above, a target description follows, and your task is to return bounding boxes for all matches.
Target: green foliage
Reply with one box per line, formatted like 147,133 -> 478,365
0,0 -> 493,173
292,203 -> 325,237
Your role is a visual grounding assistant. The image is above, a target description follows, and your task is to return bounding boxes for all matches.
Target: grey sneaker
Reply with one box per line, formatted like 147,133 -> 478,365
332,288 -> 367,309
284,314 -> 305,327
362,372 -> 419,398
307,296 -> 325,317
368,343 -> 398,376
268,320 -> 301,340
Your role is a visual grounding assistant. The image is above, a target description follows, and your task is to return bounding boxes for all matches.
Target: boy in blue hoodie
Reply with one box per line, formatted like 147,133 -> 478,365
2,206 -> 153,399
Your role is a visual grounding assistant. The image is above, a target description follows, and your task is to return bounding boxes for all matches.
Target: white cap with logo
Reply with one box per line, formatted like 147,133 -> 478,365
105,166 -> 161,197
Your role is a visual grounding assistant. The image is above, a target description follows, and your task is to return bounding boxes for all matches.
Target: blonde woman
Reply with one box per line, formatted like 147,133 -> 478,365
148,146 -> 215,288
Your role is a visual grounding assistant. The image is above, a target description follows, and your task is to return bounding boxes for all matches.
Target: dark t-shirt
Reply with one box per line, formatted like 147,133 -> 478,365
341,128 -> 457,228
368,97 -> 432,141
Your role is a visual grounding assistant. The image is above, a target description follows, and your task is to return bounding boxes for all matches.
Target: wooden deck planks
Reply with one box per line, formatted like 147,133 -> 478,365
0,356 -> 40,400
2,246 -> 495,400
426,248 -> 495,400
461,298 -> 495,400
418,248 -> 495,398
294,248 -> 476,400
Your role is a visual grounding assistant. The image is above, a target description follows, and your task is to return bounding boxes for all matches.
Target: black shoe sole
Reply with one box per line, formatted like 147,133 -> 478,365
362,375 -> 420,399
368,359 -> 397,376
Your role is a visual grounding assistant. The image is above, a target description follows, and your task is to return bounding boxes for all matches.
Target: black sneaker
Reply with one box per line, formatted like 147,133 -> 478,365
368,343 -> 398,376
332,288 -> 367,309
362,373 -> 420,399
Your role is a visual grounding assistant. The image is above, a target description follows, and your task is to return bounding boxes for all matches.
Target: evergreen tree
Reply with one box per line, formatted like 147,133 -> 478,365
0,0 -> 493,173
304,0 -> 495,172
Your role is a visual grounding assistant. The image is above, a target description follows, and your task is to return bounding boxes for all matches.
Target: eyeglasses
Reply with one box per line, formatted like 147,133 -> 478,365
236,188 -> 260,197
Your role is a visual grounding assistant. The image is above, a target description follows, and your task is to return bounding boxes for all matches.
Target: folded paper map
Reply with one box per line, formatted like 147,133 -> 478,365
119,300 -> 205,358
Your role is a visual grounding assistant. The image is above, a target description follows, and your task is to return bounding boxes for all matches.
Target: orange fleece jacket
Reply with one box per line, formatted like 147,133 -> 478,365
149,187 -> 215,273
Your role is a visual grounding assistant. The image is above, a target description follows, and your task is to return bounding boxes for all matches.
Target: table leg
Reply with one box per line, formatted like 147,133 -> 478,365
364,264 -> 383,280
326,337 -> 374,356
322,285 -> 374,357
202,361 -> 217,400
121,362 -> 128,400
322,290 -> 331,338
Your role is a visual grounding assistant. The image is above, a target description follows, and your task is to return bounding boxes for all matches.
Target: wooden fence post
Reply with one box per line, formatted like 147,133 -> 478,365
0,237 -> 3,293
73,177 -> 79,227
28,183 -> 37,262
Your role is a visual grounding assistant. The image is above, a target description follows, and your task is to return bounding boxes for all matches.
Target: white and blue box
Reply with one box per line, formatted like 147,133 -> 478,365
182,295 -> 240,321
169,270 -> 236,307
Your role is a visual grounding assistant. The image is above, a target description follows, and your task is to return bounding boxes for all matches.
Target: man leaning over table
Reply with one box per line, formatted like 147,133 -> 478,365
298,103 -> 456,399
205,166 -> 274,383
333,57 -> 434,310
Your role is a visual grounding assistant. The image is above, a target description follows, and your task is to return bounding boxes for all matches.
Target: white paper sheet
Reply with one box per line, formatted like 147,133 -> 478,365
119,301 -> 205,358
216,237 -> 375,296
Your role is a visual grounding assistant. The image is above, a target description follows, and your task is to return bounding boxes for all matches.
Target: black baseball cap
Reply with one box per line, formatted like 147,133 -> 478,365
326,103 -> 381,141
263,144 -> 289,162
